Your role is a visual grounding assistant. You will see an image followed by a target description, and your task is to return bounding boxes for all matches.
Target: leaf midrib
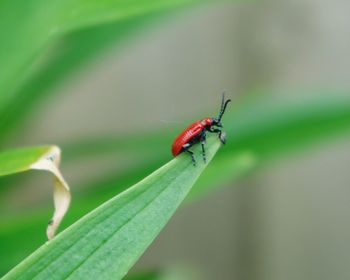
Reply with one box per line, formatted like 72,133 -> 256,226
28,159 -> 185,279
62,168 -> 176,279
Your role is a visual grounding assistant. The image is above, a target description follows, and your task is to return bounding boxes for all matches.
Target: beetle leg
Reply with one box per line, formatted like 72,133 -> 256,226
208,127 -> 225,144
182,143 -> 196,166
200,132 -> 207,163
208,127 -> 221,134
201,143 -> 206,163
186,149 -> 196,166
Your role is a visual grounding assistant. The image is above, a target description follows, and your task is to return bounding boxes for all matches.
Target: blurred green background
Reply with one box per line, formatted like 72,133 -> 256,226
1,0 -> 350,279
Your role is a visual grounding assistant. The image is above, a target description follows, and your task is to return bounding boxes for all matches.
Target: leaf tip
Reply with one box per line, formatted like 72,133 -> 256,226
30,145 -> 71,240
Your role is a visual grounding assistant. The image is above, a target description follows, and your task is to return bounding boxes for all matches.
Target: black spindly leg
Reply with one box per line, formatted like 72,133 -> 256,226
209,127 -> 225,144
199,131 -> 207,163
201,142 -> 206,163
183,144 -> 196,166
186,149 -> 196,166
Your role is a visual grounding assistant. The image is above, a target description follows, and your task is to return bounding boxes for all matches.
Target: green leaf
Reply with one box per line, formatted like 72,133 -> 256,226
0,146 -> 70,240
3,135 -> 221,279
0,146 -> 50,176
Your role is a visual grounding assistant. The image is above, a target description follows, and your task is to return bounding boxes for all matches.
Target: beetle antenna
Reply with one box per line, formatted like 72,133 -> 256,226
218,92 -> 231,121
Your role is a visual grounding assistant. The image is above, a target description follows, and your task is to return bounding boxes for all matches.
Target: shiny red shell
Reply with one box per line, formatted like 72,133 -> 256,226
171,118 -> 212,156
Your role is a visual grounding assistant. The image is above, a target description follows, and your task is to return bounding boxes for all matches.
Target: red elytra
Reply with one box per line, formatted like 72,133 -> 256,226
171,118 -> 212,156
171,94 -> 231,165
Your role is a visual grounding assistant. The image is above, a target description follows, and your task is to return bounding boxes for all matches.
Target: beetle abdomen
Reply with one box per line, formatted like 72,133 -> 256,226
171,121 -> 205,156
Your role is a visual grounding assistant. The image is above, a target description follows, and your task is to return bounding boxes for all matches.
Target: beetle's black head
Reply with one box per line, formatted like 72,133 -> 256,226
211,117 -> 222,127
212,92 -> 231,127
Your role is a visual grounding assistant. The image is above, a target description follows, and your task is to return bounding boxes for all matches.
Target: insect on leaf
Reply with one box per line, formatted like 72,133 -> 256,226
3,135 -> 220,280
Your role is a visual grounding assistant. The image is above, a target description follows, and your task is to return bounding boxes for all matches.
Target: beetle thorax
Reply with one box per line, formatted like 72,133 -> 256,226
200,118 -> 213,127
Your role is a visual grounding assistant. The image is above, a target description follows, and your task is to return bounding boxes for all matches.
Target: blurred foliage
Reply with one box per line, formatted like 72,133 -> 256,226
125,271 -> 163,280
125,268 -> 197,280
0,0 -> 211,142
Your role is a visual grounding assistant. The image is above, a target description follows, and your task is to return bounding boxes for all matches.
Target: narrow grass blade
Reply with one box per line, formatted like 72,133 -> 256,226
3,136 -> 220,280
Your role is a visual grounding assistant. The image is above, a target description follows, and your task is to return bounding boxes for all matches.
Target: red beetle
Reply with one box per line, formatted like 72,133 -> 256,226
171,93 -> 231,165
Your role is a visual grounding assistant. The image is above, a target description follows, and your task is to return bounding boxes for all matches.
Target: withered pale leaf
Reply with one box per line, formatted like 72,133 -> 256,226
0,145 -> 70,239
